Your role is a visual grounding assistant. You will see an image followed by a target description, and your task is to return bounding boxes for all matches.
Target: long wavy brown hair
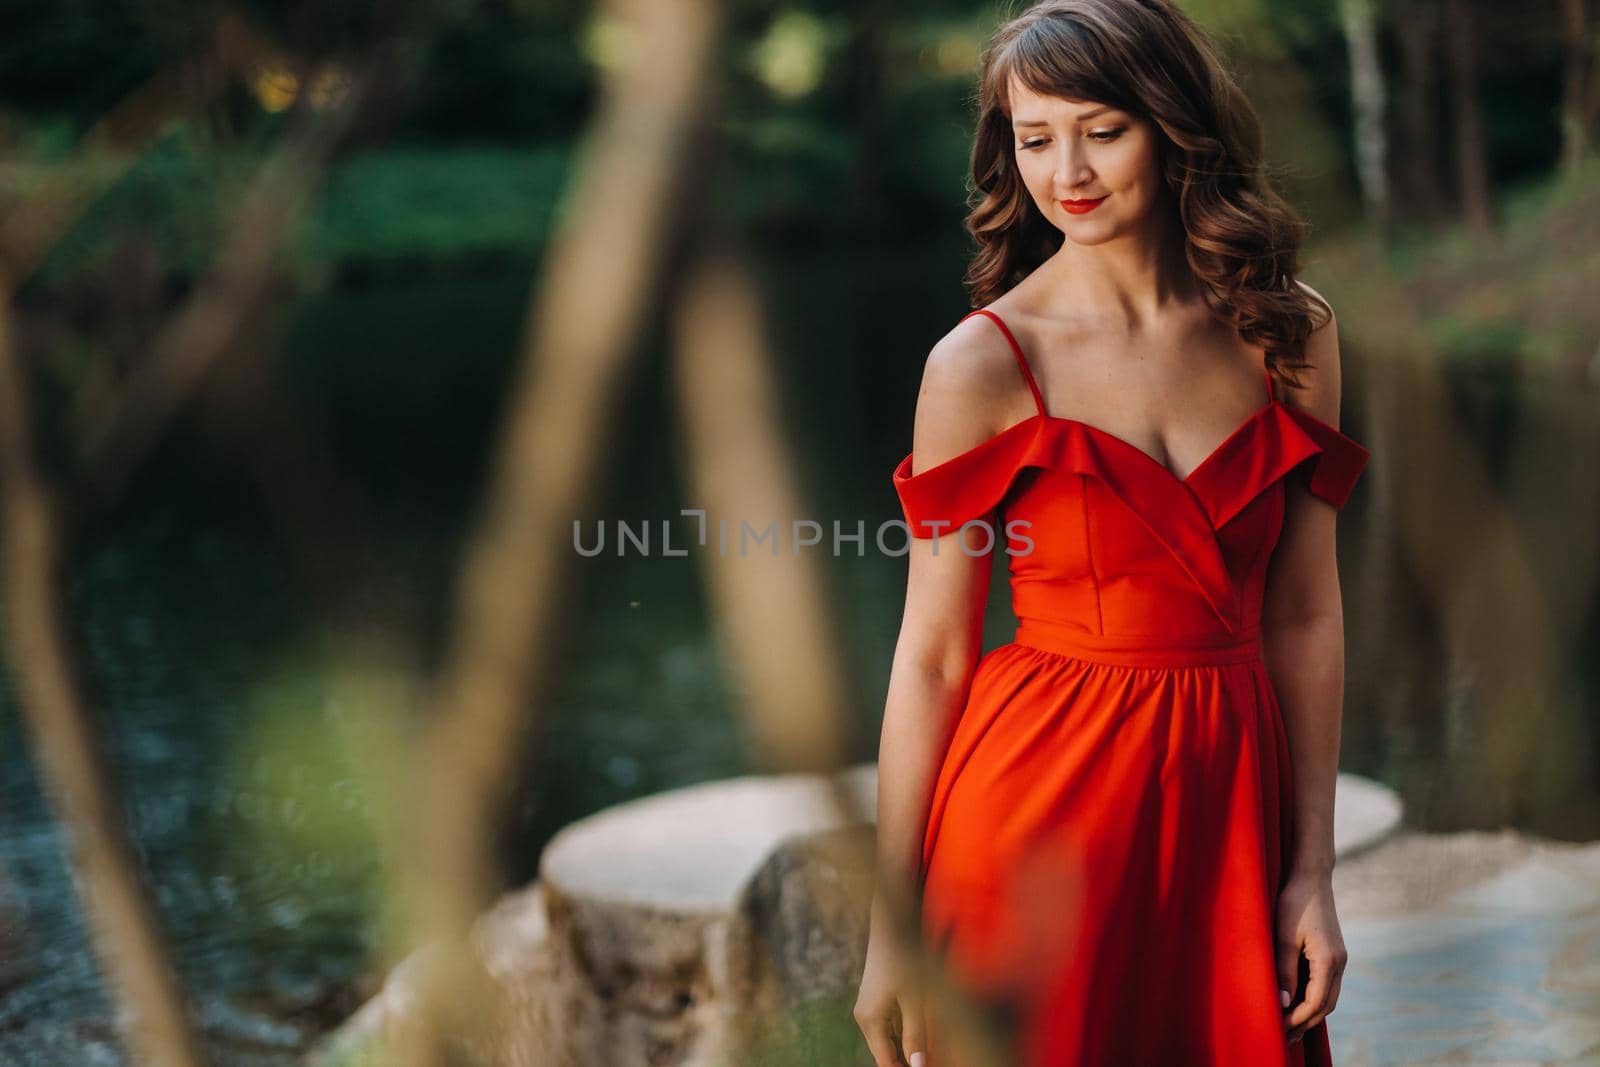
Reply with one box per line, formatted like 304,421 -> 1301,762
966,0 -> 1331,391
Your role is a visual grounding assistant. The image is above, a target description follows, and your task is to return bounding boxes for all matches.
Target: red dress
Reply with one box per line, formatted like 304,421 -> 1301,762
891,309 -> 1369,1066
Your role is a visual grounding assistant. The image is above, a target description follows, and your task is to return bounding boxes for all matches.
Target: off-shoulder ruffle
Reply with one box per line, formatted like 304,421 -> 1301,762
891,403 -> 1371,539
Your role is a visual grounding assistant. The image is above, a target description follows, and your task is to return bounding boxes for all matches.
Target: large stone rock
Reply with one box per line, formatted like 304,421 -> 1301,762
532,764 -> 877,1066
733,824 -> 876,1014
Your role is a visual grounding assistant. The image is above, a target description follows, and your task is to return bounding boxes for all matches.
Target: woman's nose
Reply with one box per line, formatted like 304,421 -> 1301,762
1055,145 -> 1091,189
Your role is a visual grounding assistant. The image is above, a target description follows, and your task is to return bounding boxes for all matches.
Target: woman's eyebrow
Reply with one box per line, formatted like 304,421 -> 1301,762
1012,105 -> 1116,128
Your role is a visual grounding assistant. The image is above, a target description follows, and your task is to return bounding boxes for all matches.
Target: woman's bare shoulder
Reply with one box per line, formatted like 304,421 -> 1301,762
908,312 -> 1033,473
1287,280 -> 1343,426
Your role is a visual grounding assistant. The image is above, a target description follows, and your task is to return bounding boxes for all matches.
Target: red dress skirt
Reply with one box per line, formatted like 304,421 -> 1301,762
891,309 -> 1369,1066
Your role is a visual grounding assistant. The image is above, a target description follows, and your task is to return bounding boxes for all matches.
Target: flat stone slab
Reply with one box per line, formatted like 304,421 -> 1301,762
1331,830 -> 1600,1065
539,764 -> 1400,910
1453,851 -> 1600,914
1334,772 -> 1405,858
538,763 -> 878,910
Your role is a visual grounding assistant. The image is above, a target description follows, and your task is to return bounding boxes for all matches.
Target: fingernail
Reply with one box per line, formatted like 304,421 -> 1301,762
910,1054 -> 927,1067
1280,989 -> 1291,1008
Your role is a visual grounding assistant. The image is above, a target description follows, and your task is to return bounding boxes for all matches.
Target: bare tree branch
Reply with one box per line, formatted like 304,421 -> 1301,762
0,13 -> 276,286
0,290 -> 210,1067
670,239 -> 851,775
0,16 -> 427,1067
75,39 -> 413,514
390,0 -> 725,1063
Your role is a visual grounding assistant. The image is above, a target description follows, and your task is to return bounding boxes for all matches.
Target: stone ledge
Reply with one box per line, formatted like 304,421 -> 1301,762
1330,830 -> 1600,1066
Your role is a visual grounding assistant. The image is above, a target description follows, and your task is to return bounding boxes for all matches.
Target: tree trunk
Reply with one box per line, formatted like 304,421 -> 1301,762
1559,0 -> 1592,173
1445,0 -> 1494,229
1394,0 -> 1444,221
1340,0 -> 1390,226
843,0 -> 893,238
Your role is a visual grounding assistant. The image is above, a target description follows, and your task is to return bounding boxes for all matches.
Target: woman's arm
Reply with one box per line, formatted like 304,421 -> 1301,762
1262,295 -> 1348,877
871,316 -> 1027,914
1259,290 -> 1351,1042
873,539 -> 991,922
856,321 -> 1021,1067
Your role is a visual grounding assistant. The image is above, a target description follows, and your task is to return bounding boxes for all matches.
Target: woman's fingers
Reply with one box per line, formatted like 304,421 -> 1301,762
854,1009 -> 906,1067
857,1017 -> 908,1067
1286,937 -> 1347,1043
1274,934 -> 1301,1017
899,993 -> 927,1066
1299,967 -> 1345,1040
1285,957 -> 1328,1039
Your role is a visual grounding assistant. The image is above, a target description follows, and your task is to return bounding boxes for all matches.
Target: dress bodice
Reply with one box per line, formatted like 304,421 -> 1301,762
891,310 -> 1372,642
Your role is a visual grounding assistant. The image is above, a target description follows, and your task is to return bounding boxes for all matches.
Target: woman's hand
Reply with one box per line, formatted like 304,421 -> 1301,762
854,922 -> 927,1067
1275,868 -> 1348,1044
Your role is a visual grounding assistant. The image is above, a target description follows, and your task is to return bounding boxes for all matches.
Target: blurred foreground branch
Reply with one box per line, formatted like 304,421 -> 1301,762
0,293 -> 209,1067
668,239 -> 1013,1064
0,14 -> 422,1067
394,0 -> 724,1063
670,240 -> 850,776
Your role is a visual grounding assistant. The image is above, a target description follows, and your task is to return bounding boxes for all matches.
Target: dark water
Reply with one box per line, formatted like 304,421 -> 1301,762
2,248 -> 1597,1063
0,509 -> 376,1065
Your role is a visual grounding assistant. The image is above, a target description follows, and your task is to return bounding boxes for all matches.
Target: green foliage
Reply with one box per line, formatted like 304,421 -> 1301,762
294,145 -> 575,271
1425,311 -> 1528,365
23,136 -> 578,289
210,642 -> 394,962
27,128 -> 226,287
1387,158 -> 1600,370
737,992 -> 870,1067
313,1035 -> 384,1067
722,113 -> 858,233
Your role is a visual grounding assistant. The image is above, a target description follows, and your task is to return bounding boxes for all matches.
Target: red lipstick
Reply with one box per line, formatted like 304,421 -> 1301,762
1060,196 -> 1107,214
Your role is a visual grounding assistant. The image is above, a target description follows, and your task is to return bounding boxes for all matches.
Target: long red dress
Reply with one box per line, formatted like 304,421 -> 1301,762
891,308 -> 1369,1067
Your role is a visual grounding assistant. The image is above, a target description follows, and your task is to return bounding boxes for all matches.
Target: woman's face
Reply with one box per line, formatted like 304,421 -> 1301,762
1007,78 -> 1164,243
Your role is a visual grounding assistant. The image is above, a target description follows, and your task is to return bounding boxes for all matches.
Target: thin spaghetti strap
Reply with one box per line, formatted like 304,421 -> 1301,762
960,308 -> 1048,418
1263,362 -> 1276,403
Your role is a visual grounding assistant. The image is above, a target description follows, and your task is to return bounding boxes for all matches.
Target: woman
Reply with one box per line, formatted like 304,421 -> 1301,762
854,2 -> 1369,1065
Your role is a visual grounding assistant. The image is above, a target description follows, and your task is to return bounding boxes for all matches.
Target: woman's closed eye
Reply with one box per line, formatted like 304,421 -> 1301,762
1018,128 -> 1124,150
